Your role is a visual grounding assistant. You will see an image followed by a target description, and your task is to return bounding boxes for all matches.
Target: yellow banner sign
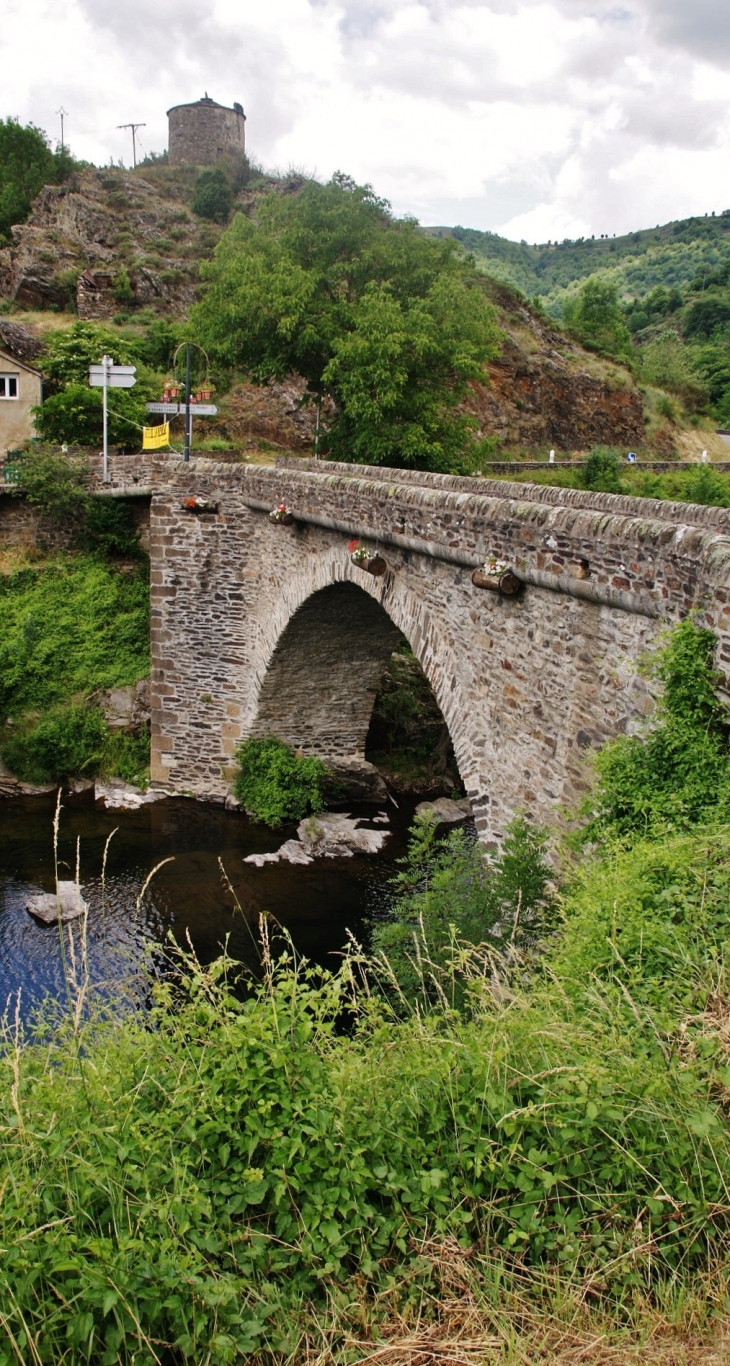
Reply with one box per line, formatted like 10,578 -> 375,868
142,422 -> 170,450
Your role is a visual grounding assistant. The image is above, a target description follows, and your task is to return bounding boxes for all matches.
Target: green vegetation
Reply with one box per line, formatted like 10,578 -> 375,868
34,321 -> 168,447
11,445 -> 143,556
233,737 -> 328,825
429,212 -> 730,429
562,279 -> 632,364
2,625 -> 730,1359
492,450 -> 730,507
436,211 -> 730,314
194,174 -> 501,472
587,618 -> 730,841
0,117 -> 76,244
372,813 -> 554,1004
193,167 -> 233,223
0,554 -> 149,783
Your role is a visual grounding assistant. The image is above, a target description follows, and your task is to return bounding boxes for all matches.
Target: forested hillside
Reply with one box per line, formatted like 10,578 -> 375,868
429,211 -> 730,315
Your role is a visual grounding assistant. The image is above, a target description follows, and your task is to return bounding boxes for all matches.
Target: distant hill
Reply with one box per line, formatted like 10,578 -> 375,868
426,212 -> 730,317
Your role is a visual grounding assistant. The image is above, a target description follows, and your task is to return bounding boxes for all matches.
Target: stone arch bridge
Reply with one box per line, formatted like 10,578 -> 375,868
99,454 -> 730,844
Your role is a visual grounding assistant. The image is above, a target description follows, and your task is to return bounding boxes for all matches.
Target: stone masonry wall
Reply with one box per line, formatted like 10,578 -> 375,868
134,456 -> 730,844
168,102 -> 246,167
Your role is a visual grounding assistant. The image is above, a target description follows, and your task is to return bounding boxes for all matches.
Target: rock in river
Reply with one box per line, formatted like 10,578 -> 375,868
415,797 -> 472,825
244,812 -> 390,866
26,882 -> 88,924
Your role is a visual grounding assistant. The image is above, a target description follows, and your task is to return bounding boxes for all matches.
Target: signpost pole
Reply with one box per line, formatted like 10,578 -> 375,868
102,354 -> 111,483
184,344 -> 191,462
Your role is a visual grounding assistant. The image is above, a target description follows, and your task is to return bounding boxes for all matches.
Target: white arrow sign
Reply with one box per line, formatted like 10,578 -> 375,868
89,362 -> 136,390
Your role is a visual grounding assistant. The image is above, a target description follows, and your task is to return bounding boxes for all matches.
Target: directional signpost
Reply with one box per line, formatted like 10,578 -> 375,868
145,399 -> 219,455
89,356 -> 136,483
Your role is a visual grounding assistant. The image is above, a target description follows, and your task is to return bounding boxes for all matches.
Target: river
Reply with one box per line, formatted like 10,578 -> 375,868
0,790 -> 419,1022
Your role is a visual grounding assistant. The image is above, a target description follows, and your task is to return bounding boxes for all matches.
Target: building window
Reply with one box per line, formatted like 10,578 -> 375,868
0,375 -> 19,400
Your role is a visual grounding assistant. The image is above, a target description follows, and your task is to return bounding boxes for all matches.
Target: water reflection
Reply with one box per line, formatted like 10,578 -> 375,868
0,791 -> 413,1022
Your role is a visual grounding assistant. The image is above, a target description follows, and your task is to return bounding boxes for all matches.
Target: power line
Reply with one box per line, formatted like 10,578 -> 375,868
116,122 -> 146,169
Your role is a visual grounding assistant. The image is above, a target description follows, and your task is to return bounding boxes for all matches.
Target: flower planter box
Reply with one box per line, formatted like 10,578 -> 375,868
181,497 -> 218,515
269,504 -> 294,526
351,552 -> 387,577
472,567 -> 521,596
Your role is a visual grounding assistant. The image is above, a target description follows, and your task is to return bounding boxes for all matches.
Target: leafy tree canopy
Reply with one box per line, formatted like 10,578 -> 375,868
0,117 -> 76,243
193,174 -> 501,471
562,279 -> 633,363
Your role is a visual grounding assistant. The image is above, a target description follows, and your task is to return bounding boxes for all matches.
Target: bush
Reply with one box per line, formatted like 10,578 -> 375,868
233,737 -> 328,825
587,619 -> 730,841
192,167 -> 233,223
2,703 -> 106,782
1,703 -> 149,784
372,814 -> 554,1004
10,443 -> 88,521
581,445 -> 623,492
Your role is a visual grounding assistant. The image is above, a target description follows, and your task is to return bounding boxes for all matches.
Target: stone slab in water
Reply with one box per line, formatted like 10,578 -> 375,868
26,882 -> 88,924
415,797 -> 472,825
244,812 -> 389,866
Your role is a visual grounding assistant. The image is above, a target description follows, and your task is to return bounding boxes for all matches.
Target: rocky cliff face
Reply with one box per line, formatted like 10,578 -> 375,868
465,280 -> 645,452
0,168 -> 221,314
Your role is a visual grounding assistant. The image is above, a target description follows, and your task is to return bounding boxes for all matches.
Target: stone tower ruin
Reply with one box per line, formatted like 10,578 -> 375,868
167,95 -> 246,167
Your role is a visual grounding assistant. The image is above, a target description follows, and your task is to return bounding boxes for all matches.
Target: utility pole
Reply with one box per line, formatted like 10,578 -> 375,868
56,107 -> 68,154
117,122 -> 146,169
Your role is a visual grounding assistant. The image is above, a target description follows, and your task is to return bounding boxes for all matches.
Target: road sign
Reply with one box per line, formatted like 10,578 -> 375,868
89,363 -> 136,376
88,356 -> 137,481
89,361 -> 136,390
89,372 -> 137,389
146,402 -> 218,416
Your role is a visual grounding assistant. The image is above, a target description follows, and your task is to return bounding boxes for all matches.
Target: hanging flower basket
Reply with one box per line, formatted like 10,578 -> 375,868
472,556 -> 520,596
163,377 -> 181,401
181,496 -> 218,515
269,502 -> 294,526
195,383 -> 215,402
349,539 -> 387,577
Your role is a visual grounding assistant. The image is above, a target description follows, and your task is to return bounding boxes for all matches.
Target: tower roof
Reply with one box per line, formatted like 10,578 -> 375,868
167,95 -> 245,118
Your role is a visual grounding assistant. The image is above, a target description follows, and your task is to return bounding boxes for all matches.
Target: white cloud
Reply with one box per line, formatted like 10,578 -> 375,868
1,0 -> 729,241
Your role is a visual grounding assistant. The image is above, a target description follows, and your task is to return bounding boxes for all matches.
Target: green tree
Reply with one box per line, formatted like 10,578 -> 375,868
192,167 -> 233,223
563,279 -> 633,362
0,118 -> 75,243
193,174 -> 500,471
36,321 -> 161,444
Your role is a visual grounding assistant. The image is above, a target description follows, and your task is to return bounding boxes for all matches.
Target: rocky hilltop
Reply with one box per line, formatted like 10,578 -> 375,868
0,166 -> 646,454
0,166 -> 222,315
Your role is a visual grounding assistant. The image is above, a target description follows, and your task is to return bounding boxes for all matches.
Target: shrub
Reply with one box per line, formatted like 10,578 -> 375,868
581,445 -> 623,492
10,447 -> 142,555
233,737 -> 328,825
1,703 -> 106,781
372,813 -> 554,1003
587,619 -> 730,841
192,167 -> 233,223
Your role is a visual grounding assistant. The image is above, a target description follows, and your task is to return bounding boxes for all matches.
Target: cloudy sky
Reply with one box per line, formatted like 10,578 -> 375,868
2,0 -> 729,242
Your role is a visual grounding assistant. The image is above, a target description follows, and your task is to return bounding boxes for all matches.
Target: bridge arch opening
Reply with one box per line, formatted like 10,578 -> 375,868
250,581 -> 464,799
